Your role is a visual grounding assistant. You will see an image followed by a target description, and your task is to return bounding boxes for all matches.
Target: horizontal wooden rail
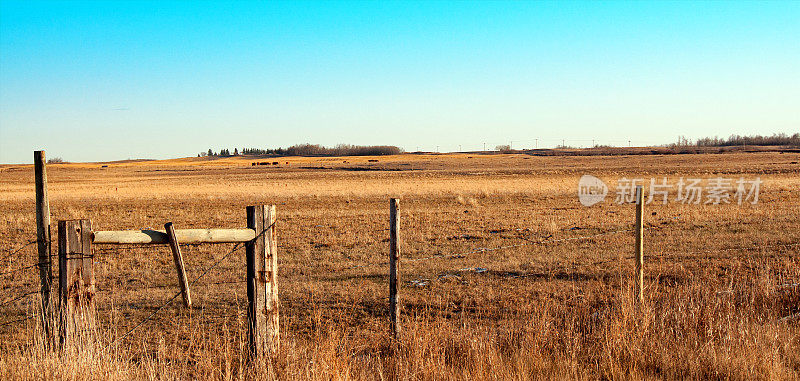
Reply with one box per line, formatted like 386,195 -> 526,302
92,228 -> 256,245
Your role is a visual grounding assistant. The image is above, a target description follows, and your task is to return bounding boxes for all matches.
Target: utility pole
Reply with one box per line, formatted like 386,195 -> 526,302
562,139 -> 565,147
483,142 -> 486,152
535,139 -> 538,149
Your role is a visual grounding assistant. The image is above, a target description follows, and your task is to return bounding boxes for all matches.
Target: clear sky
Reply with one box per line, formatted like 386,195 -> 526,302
1,1 -> 798,163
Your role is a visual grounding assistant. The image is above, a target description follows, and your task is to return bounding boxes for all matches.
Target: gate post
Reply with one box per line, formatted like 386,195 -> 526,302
246,205 -> 279,359
34,150 -> 54,345
58,219 -> 95,348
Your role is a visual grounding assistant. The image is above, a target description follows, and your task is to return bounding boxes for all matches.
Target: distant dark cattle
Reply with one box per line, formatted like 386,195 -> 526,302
272,161 -> 279,165
368,159 -> 379,162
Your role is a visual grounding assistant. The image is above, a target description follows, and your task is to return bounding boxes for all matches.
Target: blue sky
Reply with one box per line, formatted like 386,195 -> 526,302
1,1 -> 798,163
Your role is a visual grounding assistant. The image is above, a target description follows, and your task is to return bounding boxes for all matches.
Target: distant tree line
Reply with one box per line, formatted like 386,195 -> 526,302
199,148 -> 238,157
673,133 -> 800,147
200,144 -> 403,158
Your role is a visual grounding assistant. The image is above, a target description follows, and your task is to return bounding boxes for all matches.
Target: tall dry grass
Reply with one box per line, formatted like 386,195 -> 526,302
2,258 -> 797,380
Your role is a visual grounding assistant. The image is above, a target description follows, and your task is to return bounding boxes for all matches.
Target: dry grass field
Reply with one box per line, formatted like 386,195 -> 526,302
1,151 -> 799,380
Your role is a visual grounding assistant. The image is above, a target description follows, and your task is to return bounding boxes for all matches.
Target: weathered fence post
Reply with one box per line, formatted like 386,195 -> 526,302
34,151 -> 54,345
165,222 -> 191,308
246,205 -> 279,359
634,186 -> 644,305
58,219 -> 95,348
389,198 -> 401,338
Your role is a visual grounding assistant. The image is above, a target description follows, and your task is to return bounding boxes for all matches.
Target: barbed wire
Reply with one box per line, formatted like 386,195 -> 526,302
409,229 -> 632,262
341,227 -> 633,270
0,290 -> 38,308
650,241 -> 800,260
1,239 -> 44,262
206,280 -> 247,285
0,260 -> 52,277
431,241 -> 800,283
0,314 -> 35,328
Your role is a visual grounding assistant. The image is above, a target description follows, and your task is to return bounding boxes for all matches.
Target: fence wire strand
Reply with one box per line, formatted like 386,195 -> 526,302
431,240 -> 800,284
343,227 -> 634,270
0,315 -> 35,328
0,260 -> 52,277
1,239 -> 45,263
0,290 -> 38,308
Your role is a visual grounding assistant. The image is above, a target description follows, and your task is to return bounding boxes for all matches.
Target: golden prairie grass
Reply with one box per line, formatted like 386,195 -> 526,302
1,152 -> 799,379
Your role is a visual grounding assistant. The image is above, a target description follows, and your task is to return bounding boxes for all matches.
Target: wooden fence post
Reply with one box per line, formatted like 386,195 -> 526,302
634,186 -> 644,305
165,222 -> 191,308
389,198 -> 401,338
246,205 -> 279,359
58,219 -> 95,348
34,151 -> 54,344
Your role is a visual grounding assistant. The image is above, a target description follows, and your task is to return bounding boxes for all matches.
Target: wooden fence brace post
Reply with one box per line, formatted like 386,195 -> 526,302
34,150 -> 54,345
246,205 -> 279,359
165,222 -> 191,308
389,198 -> 400,338
58,219 -> 95,349
634,186 -> 644,305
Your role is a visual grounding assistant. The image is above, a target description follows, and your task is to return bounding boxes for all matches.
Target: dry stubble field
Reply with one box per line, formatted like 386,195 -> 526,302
1,151 -> 799,380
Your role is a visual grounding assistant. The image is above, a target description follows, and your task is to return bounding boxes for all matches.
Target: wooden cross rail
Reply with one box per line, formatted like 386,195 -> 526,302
92,228 -> 256,245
